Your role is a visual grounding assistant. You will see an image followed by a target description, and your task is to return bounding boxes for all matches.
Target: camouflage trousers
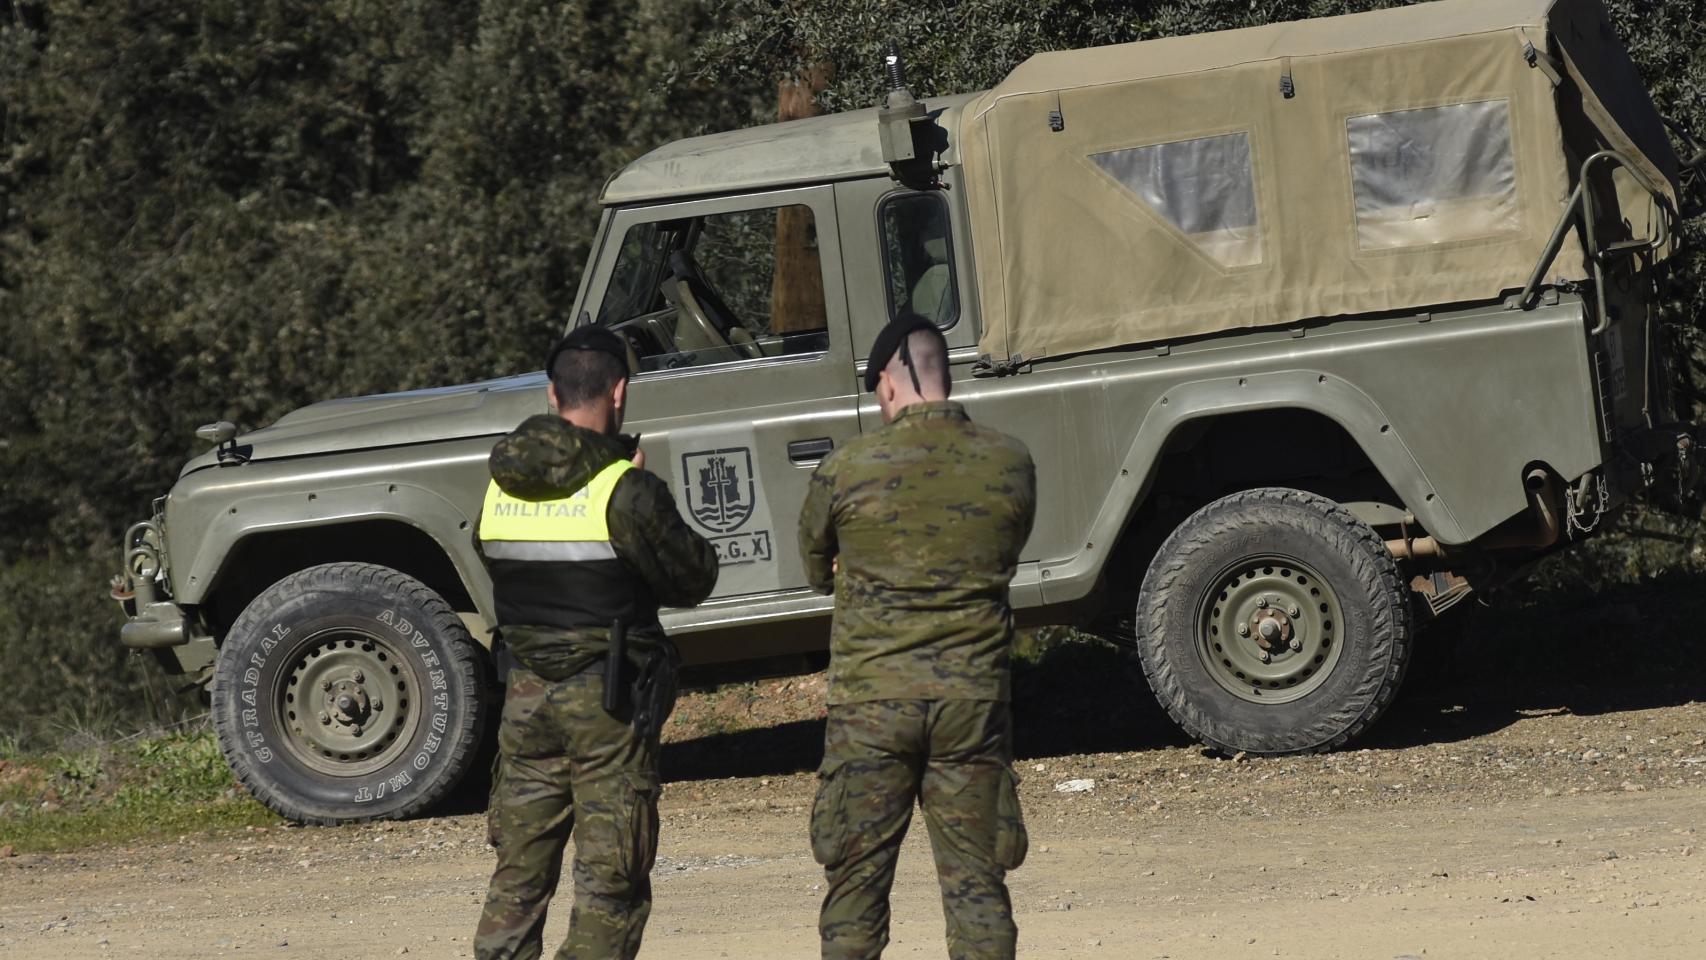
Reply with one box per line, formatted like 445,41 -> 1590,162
475,664 -> 671,960
812,699 -> 1028,960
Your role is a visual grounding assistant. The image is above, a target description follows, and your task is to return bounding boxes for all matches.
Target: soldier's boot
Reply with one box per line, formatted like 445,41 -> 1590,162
919,700 -> 1026,960
476,751 -> 576,960
555,768 -> 661,960
814,701 -> 928,960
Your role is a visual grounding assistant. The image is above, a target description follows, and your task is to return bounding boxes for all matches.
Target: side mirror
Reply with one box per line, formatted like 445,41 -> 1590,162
196,421 -> 238,445
196,421 -> 249,465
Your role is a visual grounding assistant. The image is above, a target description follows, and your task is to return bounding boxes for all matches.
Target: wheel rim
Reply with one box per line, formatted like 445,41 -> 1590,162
1196,555 -> 1346,705
276,628 -> 421,777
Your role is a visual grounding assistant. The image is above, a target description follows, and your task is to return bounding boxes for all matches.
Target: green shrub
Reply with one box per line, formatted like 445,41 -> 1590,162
0,729 -> 276,852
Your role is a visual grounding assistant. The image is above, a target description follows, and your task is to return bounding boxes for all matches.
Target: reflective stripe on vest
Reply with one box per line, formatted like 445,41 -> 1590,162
478,459 -> 634,561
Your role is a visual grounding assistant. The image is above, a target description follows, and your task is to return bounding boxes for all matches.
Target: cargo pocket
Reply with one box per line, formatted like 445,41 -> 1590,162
809,758 -> 850,867
621,772 -> 661,881
993,767 -> 1028,870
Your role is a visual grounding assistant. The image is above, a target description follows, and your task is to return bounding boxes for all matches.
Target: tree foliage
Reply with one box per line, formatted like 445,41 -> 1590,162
0,0 -> 756,744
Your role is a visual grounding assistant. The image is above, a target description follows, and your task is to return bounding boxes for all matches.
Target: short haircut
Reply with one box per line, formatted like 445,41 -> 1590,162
886,327 -> 950,396
550,348 -> 627,408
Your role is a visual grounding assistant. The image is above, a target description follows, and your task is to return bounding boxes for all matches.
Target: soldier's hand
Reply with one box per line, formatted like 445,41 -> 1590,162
632,447 -> 647,471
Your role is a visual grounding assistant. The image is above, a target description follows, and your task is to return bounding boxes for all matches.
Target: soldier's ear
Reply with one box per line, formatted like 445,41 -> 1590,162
611,376 -> 628,413
874,369 -> 897,419
546,380 -> 560,413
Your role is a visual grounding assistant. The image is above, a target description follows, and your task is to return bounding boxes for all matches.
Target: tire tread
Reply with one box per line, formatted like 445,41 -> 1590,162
1133,487 -> 1412,755
210,562 -> 493,825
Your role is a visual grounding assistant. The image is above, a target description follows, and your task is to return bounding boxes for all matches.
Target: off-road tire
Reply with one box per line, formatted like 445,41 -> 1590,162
211,562 -> 494,824
1134,488 -> 1411,755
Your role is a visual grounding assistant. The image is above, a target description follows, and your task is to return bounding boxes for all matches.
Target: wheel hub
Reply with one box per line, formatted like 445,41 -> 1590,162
1252,610 -> 1291,649
328,679 -> 373,728
281,631 -> 416,776
1199,556 -> 1345,704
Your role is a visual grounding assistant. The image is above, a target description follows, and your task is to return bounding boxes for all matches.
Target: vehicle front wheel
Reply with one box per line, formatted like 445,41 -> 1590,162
1134,488 -> 1411,755
211,562 -> 494,824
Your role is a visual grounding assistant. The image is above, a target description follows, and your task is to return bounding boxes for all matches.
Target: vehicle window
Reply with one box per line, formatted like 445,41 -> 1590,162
597,221 -> 667,328
1090,132 -> 1263,269
1346,100 -> 1519,251
878,192 -> 959,327
596,204 -> 830,374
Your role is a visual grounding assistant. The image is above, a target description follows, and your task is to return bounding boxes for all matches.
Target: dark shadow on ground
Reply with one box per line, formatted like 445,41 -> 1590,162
659,636 -> 1189,783
1009,634 -> 1188,761
663,718 -> 827,782
1361,572 -> 1706,751
659,635 -> 1182,783
658,571 -> 1706,781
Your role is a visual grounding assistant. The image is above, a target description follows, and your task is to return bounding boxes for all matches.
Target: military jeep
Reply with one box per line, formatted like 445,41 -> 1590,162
114,0 -> 1705,823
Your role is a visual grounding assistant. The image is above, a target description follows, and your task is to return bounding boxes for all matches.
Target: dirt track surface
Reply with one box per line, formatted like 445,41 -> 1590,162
5,681 -> 1706,960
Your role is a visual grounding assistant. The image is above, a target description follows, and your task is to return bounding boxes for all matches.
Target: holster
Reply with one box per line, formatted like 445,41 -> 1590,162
603,619 -> 626,714
629,642 -> 680,738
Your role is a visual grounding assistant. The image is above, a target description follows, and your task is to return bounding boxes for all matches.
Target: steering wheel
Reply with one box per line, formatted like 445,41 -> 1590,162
673,279 -> 763,361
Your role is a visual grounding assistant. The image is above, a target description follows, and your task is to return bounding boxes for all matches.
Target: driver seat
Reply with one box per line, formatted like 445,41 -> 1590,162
908,236 -> 955,325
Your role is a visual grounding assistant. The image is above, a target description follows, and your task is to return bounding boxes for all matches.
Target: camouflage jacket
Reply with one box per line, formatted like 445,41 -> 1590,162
478,414 -> 718,680
798,401 -> 1037,703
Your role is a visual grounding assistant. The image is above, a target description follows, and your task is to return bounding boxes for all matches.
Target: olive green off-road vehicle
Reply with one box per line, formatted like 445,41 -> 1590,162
114,0 -> 1706,822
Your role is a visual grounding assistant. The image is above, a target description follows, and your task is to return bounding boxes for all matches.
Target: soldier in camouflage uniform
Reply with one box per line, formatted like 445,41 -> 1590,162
797,315 -> 1038,960
475,327 -> 719,960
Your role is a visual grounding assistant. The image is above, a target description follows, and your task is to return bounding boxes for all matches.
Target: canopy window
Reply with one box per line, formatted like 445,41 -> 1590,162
1091,132 -> 1263,269
1347,100 -> 1521,251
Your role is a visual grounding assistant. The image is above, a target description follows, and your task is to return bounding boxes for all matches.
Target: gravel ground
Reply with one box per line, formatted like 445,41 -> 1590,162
3,666 -> 1705,959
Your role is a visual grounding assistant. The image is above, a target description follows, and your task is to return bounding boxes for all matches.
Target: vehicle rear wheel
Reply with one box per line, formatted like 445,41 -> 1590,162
1134,488 -> 1411,755
211,562 -> 495,824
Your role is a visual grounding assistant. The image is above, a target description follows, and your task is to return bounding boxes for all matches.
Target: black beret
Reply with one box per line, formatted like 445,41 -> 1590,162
863,314 -> 944,392
546,326 -> 630,378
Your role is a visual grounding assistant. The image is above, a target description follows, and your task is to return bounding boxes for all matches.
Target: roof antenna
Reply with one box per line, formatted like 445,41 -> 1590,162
878,42 -> 932,184
884,41 -> 911,95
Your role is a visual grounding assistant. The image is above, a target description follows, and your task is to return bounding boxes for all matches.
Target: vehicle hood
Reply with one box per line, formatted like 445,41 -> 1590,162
181,373 -> 549,475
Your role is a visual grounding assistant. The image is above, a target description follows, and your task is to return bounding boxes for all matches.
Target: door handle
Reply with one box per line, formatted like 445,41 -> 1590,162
788,437 -> 834,463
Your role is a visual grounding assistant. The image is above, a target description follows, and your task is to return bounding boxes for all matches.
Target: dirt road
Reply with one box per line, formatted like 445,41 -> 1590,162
5,677 -> 1706,960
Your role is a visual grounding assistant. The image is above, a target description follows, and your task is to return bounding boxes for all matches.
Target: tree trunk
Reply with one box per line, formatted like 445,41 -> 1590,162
771,63 -> 833,335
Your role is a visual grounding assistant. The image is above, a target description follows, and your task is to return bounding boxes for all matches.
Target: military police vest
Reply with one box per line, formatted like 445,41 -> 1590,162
479,459 -> 656,632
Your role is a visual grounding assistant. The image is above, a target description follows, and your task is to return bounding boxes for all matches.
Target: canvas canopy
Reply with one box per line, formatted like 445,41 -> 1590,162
961,0 -> 1681,363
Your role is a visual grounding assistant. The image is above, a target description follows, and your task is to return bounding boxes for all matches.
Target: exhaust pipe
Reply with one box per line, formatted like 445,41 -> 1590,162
1387,468 -> 1563,561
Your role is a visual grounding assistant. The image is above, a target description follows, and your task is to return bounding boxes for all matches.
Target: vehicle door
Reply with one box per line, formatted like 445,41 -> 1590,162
581,185 -> 858,601
835,175 -> 1082,582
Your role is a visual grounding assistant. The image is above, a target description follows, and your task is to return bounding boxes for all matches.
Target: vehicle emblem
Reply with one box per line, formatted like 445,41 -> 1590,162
682,447 -> 757,534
